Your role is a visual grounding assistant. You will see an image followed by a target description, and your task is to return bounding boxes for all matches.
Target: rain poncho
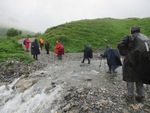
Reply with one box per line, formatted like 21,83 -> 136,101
31,39 -> 40,55
25,38 -> 30,49
102,46 -> 122,71
118,26 -> 150,84
83,44 -> 93,58
55,41 -> 64,55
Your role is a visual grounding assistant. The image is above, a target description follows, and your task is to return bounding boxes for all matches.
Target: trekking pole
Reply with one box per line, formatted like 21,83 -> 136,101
103,58 -> 107,73
99,56 -> 102,71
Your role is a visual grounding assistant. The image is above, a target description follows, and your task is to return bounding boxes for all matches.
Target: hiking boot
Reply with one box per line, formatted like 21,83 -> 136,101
135,96 -> 145,103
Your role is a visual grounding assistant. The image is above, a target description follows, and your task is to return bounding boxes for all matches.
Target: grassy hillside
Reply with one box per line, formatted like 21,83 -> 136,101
0,26 -> 36,62
42,18 -> 150,52
0,36 -> 33,63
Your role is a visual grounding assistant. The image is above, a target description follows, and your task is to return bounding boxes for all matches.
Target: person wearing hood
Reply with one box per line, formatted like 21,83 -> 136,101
101,45 -> 122,74
54,41 -> 64,60
31,39 -> 40,60
24,38 -> 31,52
81,44 -> 93,64
117,26 -> 150,102
45,40 -> 50,54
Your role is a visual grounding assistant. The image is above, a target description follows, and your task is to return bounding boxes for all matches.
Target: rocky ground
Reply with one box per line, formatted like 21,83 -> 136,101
0,39 -> 150,113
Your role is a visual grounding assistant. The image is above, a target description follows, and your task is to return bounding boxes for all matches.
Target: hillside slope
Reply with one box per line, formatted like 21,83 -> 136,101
43,18 -> 150,52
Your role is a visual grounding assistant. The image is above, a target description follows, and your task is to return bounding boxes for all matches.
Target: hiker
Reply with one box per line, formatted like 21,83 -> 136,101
39,38 -> 44,50
81,44 -> 93,64
45,40 -> 50,54
101,45 -> 122,74
24,38 -> 31,52
31,39 -> 40,60
55,41 -> 64,60
117,26 -> 150,102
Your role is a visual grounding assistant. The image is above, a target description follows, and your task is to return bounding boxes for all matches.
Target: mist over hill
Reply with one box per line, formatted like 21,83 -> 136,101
0,24 -> 36,36
0,28 -> 7,36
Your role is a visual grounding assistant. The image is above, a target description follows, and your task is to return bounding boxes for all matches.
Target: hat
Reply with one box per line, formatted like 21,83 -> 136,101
131,26 -> 140,34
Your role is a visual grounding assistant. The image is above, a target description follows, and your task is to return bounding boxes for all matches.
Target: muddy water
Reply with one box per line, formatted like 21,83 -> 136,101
50,59 -> 123,87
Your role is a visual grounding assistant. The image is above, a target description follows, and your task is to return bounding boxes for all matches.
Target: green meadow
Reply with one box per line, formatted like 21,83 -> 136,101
41,17 -> 150,52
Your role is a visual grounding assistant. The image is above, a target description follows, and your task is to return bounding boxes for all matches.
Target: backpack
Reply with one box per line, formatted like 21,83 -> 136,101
133,33 -> 150,60
118,34 -> 150,59
23,39 -> 26,45
133,33 -> 150,84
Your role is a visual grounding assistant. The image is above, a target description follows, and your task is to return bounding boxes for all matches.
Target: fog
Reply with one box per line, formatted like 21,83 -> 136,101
0,0 -> 150,33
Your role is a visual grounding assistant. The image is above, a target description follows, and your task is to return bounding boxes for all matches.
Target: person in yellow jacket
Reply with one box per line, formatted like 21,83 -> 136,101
39,38 -> 44,50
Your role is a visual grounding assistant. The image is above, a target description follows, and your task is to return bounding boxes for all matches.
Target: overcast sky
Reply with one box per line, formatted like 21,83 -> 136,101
0,0 -> 150,33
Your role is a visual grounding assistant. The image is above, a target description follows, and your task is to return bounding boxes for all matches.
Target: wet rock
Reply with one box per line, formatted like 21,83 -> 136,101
14,79 -> 37,92
44,86 -> 53,94
81,104 -> 89,112
54,110 -> 62,113
41,72 -> 44,74
64,92 -> 71,100
86,77 -> 92,81
62,103 -> 71,112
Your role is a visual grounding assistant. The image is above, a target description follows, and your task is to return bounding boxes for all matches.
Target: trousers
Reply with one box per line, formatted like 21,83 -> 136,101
127,82 -> 144,97
82,58 -> 90,64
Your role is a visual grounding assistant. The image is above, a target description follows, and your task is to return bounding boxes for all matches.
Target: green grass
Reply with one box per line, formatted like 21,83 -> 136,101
42,17 -> 150,52
0,17 -> 150,63
0,36 -> 33,63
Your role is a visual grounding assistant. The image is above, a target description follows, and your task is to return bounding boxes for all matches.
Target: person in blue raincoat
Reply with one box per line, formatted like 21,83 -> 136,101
101,45 -> 122,74
31,39 -> 40,60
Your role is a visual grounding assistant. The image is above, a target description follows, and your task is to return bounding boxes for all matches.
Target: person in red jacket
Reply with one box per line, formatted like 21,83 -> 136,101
25,38 -> 31,52
55,41 -> 64,60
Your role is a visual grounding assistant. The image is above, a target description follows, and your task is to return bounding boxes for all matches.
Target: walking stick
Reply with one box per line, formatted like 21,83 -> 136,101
99,39 -> 109,72
99,56 -> 103,71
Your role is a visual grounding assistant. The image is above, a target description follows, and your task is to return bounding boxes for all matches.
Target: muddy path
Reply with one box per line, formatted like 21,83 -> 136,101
18,38 -> 123,87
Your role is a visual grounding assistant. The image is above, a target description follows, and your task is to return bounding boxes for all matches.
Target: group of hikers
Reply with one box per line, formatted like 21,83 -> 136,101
100,26 -> 150,103
102,26 -> 150,103
23,38 -> 64,60
23,26 -> 150,103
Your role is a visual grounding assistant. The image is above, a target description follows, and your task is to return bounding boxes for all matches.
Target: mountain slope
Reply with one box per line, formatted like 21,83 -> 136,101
42,18 -> 150,52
